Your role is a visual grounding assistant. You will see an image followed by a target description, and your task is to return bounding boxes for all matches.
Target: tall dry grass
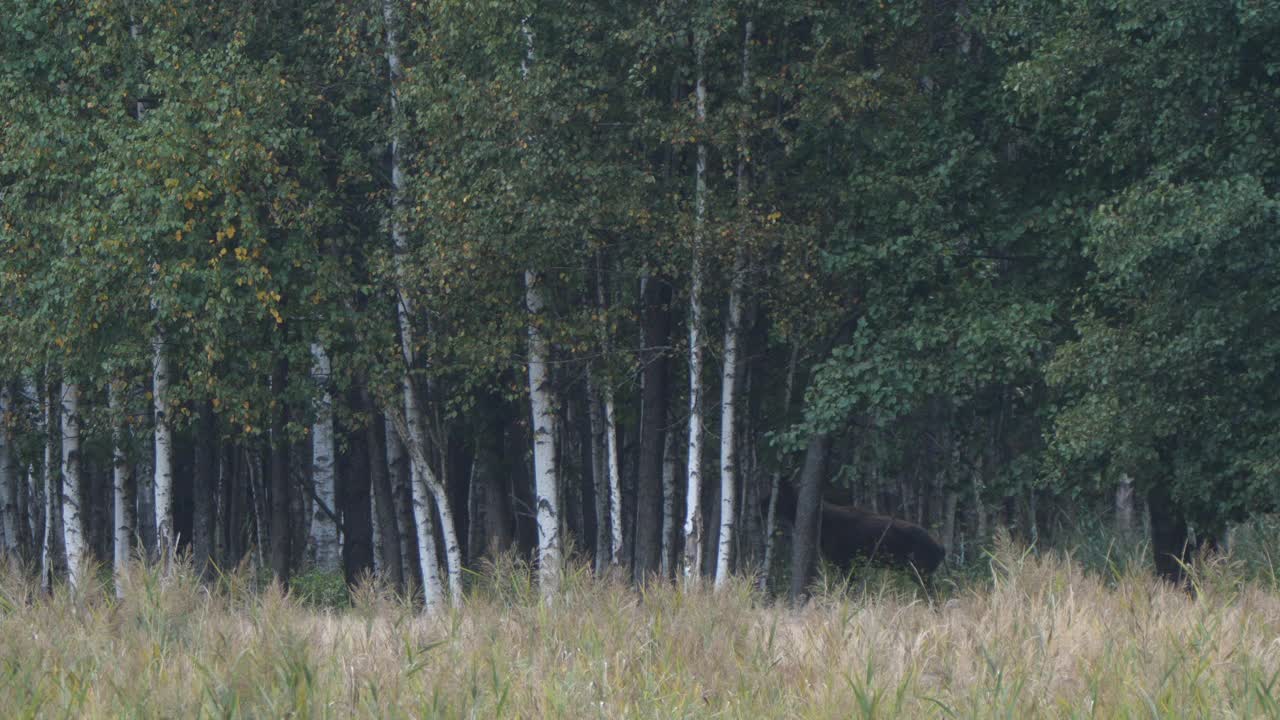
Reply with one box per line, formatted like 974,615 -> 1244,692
2,540 -> 1280,718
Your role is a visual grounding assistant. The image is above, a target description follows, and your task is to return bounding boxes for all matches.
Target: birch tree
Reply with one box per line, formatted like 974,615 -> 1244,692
151,338 -> 174,563
660,421 -> 678,578
682,33 -> 709,583
586,375 -> 609,574
594,257 -> 623,567
109,382 -> 134,598
384,417 -> 417,588
60,382 -> 85,590
525,267 -> 562,594
382,0 -> 459,608
308,342 -> 340,571
520,17 -> 563,597
128,18 -> 175,569
36,380 -> 58,591
715,18 -> 753,588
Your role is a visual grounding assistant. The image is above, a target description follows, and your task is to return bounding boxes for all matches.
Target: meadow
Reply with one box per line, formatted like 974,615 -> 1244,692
3,534 -> 1280,719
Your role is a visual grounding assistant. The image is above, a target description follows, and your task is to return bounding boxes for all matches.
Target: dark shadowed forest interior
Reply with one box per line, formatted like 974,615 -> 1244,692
1,0 -> 1278,606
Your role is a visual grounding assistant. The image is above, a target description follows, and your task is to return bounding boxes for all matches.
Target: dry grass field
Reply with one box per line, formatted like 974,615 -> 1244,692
3,539 -> 1280,718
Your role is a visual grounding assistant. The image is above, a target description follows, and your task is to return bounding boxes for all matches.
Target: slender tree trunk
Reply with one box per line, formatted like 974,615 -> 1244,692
87,459 -> 106,562
290,438 -> 308,571
60,382 -> 85,590
218,442 -> 235,566
343,408 -> 374,583
133,16 -> 170,570
27,464 -> 40,559
136,438 -> 155,557
481,405 -> 515,559
270,359 -> 292,583
192,400 -> 216,578
371,478 -> 383,574
0,384 -> 18,557
660,419 -> 677,578
41,380 -> 62,591
714,16 -> 753,590
942,491 -> 959,559
524,269 -> 562,595
386,418 -> 419,590
465,457 -> 482,567
246,448 -> 266,569
715,276 -> 744,586
592,256 -> 625,569
682,36 -> 709,584
602,389 -> 623,568
152,333 -> 174,565
634,278 -> 671,578
365,400 -> 403,590
761,344 -> 799,590
789,433 -> 831,603
386,409 -> 446,607
586,376 -> 609,573
519,20 -> 561,596
740,418 -> 760,566
384,0 -> 458,608
109,382 -> 134,597
308,343 -> 340,572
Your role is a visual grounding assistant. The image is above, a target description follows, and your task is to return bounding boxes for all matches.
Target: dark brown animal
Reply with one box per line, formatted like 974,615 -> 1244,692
815,503 -> 946,576
775,482 -> 946,576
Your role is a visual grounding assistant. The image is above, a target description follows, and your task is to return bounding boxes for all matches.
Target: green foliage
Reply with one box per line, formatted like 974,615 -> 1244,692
1,0 -> 1277,587
289,569 -> 351,610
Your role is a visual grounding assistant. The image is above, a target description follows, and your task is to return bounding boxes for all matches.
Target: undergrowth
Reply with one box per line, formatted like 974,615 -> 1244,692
2,538 -> 1280,718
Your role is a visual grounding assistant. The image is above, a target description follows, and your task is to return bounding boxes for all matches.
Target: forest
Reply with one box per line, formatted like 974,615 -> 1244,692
1,0 -> 1278,612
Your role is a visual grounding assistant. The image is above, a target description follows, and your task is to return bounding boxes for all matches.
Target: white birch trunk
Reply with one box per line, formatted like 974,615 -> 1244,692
308,342 -> 340,572
383,0 -> 458,609
586,376 -> 609,574
715,274 -> 743,586
603,394 -> 623,567
40,386 -> 56,592
682,37 -> 709,583
520,18 -> 562,596
714,19 -> 753,588
0,384 -> 18,556
387,408 -> 444,607
153,332 -> 174,563
525,270 -> 562,595
134,19 -> 172,569
110,382 -> 134,598
61,382 -> 85,590
660,423 -> 677,578
593,257 -> 624,567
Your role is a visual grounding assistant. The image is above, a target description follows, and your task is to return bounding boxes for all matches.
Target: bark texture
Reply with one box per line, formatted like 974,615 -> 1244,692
60,383 -> 85,590
788,433 -> 831,603
308,343 -> 340,572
